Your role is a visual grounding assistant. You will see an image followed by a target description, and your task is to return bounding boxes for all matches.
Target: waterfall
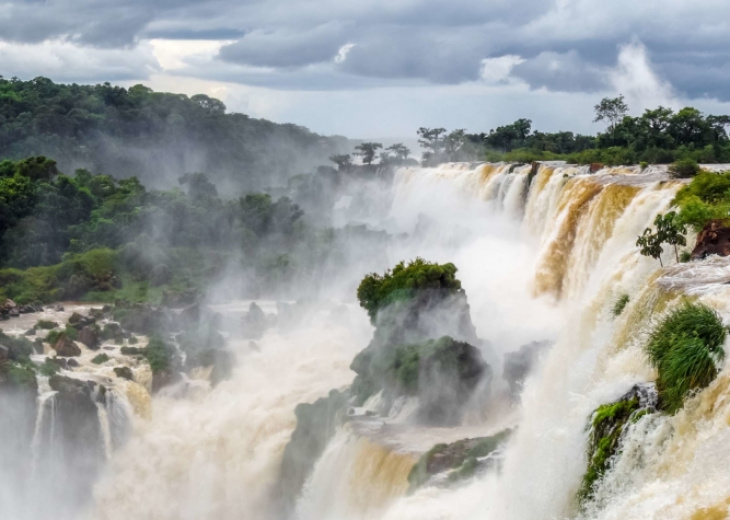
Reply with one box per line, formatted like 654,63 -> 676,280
85,161 -> 730,520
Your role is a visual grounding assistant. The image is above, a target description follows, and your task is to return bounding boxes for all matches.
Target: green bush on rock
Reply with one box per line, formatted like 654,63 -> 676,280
357,258 -> 462,323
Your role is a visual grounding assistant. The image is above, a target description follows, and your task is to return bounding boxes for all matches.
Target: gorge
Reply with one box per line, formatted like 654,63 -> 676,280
3,160 -> 730,520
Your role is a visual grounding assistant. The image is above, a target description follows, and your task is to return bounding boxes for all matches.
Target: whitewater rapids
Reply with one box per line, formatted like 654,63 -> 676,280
90,162 -> 730,520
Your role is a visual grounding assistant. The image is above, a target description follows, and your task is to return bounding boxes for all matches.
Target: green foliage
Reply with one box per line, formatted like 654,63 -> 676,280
672,171 -> 730,231
669,159 -> 701,178
612,294 -> 630,317
0,361 -> 37,389
91,353 -> 110,364
144,336 -> 170,373
0,77 -> 347,192
579,396 -> 641,501
640,161 -> 649,170
645,303 -> 726,413
353,142 -> 383,165
636,212 -> 688,265
39,358 -> 60,377
45,330 -> 61,345
679,250 -> 692,263
356,258 -> 462,322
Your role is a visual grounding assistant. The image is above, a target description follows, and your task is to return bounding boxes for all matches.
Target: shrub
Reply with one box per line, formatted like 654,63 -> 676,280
357,258 -> 462,322
679,250 -> 692,263
645,303 -> 726,413
91,353 -> 110,364
639,161 -> 649,170
612,294 -> 630,317
668,159 -> 700,179
145,336 -> 170,373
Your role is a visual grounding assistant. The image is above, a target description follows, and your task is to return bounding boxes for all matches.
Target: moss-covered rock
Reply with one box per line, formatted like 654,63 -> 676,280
579,384 -> 658,502
408,429 -> 512,491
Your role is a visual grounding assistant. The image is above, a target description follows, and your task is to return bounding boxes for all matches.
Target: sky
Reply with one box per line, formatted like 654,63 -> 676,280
1,0 -> 730,139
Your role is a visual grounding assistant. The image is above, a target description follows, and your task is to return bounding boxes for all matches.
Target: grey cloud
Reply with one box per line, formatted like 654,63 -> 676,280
219,23 -> 349,68
3,0 -> 730,103
511,50 -> 607,93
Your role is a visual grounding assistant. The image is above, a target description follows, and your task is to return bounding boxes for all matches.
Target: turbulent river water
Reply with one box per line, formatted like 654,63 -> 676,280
20,162 -> 730,520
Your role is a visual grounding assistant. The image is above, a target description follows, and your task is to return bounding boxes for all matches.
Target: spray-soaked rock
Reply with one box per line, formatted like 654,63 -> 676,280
351,336 -> 488,425
691,219 -> 730,259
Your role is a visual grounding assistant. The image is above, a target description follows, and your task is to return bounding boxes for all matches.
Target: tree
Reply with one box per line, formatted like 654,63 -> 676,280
636,227 -> 664,267
417,127 -> 447,165
178,173 -> 218,201
386,143 -> 411,162
654,211 -> 687,262
594,95 -> 629,143
329,154 -> 352,171
353,142 -> 383,166
636,212 -> 688,266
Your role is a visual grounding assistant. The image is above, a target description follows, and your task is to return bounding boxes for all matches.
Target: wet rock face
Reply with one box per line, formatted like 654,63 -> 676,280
691,219 -> 730,259
276,390 -> 347,517
372,289 -> 479,349
351,336 -> 489,425
48,375 -> 106,506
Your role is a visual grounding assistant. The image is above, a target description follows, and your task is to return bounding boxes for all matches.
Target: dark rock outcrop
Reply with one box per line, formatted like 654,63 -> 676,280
78,325 -> 101,349
241,302 -> 268,339
114,366 -> 134,381
690,219 -> 730,259
503,341 -> 551,397
53,335 -> 81,357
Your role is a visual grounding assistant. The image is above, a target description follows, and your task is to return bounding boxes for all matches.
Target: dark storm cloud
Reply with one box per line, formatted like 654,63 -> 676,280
3,0 -> 730,101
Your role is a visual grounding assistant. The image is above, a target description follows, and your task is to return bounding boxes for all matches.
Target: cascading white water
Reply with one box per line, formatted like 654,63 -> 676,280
82,161 -> 730,520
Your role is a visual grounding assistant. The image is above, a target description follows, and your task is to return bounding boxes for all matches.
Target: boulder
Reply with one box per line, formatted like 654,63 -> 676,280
113,367 -> 134,381
18,303 -> 41,314
691,219 -> 730,260
8,308 -> 19,317
33,338 -> 44,354
24,328 -> 36,336
0,345 -> 8,362
54,335 -> 81,357
78,325 -> 100,350
67,359 -> 80,368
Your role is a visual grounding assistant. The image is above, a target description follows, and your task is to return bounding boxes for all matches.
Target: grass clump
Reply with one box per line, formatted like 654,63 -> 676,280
356,258 -> 462,323
39,358 -> 60,376
645,302 -> 726,414
91,353 -> 110,364
671,171 -> 730,231
612,294 -> 630,317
